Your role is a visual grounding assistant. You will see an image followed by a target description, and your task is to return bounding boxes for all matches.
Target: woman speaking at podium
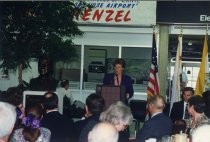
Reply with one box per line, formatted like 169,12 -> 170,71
103,58 -> 134,104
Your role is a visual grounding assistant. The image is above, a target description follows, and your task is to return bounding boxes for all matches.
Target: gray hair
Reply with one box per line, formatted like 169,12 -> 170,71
100,101 -> 133,125
0,102 -> 16,138
89,122 -> 118,142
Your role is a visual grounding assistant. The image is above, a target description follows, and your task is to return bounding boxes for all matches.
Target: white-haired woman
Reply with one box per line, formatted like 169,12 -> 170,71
100,101 -> 133,142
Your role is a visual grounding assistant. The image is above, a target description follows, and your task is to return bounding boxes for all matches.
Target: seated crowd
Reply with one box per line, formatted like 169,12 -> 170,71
1,86 -> 210,142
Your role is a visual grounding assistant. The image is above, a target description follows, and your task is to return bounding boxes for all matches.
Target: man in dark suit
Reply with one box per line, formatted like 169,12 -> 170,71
103,58 -> 134,104
134,95 -> 172,142
41,92 -> 74,142
170,87 -> 194,121
73,93 -> 105,142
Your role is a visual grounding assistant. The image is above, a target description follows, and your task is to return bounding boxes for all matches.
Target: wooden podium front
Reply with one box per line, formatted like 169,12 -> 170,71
98,85 -> 126,109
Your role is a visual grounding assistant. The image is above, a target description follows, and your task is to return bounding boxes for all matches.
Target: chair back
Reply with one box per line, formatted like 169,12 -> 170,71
129,100 -> 147,122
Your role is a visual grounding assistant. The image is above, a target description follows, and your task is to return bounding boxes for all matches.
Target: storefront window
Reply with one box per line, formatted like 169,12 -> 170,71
62,45 -> 153,92
122,47 -> 152,92
83,45 -> 118,90
59,45 -> 81,90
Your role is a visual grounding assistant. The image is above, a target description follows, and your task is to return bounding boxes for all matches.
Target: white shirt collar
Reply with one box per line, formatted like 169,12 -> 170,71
46,109 -> 59,113
151,112 -> 162,118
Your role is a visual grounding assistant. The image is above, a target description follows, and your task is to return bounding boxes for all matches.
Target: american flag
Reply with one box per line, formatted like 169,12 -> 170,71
147,33 -> 160,96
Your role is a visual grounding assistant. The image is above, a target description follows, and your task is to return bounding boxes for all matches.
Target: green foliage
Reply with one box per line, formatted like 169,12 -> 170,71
0,1 -> 89,71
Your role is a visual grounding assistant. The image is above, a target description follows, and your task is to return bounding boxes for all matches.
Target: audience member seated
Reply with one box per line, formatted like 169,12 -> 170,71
77,93 -> 105,142
6,86 -> 25,129
170,87 -> 194,122
185,95 -> 209,137
171,119 -> 186,135
0,102 -> 16,142
134,95 -> 172,142
10,103 -> 51,142
41,92 -> 74,142
100,101 -> 133,142
88,122 -> 119,142
56,79 -> 73,114
29,54 -> 58,91
202,90 -> 210,118
192,124 -> 210,142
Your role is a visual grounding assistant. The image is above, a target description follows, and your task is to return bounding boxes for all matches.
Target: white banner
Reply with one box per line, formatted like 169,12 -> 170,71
74,0 -> 156,26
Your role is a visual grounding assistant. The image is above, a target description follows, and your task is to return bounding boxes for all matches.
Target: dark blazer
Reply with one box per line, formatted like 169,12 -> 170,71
103,73 -> 134,99
170,101 -> 185,121
78,114 -> 100,142
135,113 -> 172,142
41,111 -> 74,142
74,114 -> 100,142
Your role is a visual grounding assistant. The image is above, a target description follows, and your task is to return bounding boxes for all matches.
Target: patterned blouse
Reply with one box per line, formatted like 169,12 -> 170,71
185,113 -> 209,136
10,127 -> 51,142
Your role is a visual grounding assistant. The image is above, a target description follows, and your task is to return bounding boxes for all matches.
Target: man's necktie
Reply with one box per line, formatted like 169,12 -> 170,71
184,104 -> 190,119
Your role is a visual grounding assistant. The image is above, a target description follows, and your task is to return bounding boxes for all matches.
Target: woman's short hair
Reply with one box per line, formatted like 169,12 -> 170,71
0,102 -> 16,138
202,90 -> 210,117
100,101 -> 133,125
60,80 -> 69,88
188,95 -> 205,113
113,58 -> 126,68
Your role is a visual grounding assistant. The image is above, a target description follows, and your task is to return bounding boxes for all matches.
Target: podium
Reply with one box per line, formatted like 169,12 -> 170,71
96,85 -> 126,109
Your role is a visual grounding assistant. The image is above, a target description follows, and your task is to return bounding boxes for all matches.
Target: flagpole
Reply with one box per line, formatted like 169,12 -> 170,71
178,26 -> 183,101
152,24 -> 156,34
180,25 -> 183,37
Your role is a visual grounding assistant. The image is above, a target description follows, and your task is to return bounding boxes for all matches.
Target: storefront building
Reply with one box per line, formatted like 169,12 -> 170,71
2,1 -> 210,103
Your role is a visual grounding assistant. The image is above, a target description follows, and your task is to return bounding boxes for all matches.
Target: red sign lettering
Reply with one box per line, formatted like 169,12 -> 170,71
106,10 -> 114,22
81,9 -> 131,23
115,10 -> 123,22
92,9 -> 104,21
124,10 -> 131,22
82,9 -> 91,21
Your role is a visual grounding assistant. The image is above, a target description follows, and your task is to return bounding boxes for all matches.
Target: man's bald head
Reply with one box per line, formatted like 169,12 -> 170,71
88,122 -> 119,142
148,95 -> 166,115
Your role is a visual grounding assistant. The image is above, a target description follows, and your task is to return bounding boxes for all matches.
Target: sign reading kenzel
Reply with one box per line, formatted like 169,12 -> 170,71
74,0 -> 156,26
81,9 -> 131,22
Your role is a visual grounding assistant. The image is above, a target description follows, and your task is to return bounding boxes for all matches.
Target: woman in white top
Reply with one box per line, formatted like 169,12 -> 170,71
56,80 -> 73,114
10,104 -> 51,142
